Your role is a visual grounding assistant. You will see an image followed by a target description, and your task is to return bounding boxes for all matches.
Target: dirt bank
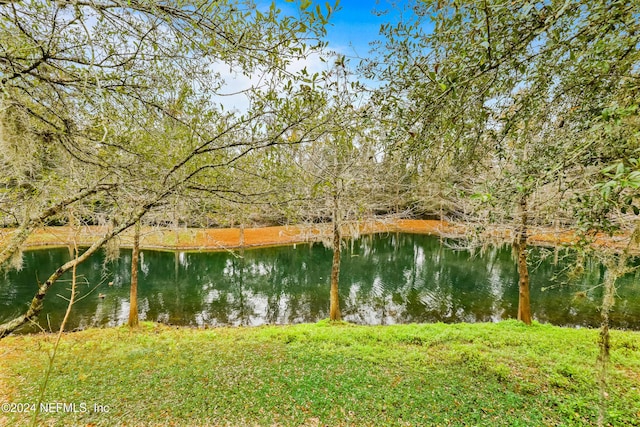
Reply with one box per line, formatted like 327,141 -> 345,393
0,219 -> 633,252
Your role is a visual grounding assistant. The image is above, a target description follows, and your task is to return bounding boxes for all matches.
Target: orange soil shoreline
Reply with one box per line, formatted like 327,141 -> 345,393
1,220 -> 454,251
0,219 -> 633,252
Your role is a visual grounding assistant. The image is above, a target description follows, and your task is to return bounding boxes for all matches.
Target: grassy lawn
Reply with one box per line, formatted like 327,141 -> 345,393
1,320 -> 639,426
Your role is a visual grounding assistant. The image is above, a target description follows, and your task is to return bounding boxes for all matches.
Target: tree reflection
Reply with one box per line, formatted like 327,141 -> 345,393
2,234 -> 640,332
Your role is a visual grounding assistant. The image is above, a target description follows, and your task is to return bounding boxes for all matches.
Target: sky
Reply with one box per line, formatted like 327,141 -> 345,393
277,0 -> 410,60
320,1 -> 398,60
217,1 -> 409,111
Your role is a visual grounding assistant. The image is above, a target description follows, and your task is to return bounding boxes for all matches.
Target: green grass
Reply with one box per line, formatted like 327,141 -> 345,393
1,320 -> 639,426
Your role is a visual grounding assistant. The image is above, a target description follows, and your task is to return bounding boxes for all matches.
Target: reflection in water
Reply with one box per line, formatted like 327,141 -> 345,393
1,234 -> 639,333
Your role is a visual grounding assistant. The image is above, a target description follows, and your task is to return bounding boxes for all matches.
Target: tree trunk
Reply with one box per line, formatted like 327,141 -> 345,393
516,195 -> 532,325
597,254 -> 627,426
329,222 -> 341,321
128,221 -> 141,328
329,195 -> 341,321
597,268 -> 614,427
0,208 -> 147,339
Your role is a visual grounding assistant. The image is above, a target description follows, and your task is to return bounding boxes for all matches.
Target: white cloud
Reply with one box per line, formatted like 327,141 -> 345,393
209,50 -> 334,113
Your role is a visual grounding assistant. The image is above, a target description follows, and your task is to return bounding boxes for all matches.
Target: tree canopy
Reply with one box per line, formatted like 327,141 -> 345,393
0,0 -> 338,336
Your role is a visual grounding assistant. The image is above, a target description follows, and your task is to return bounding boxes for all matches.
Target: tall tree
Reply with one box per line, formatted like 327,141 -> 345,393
367,0 -> 640,324
0,0 -> 338,337
281,61 -> 384,321
572,101 -> 640,426
128,220 -> 141,328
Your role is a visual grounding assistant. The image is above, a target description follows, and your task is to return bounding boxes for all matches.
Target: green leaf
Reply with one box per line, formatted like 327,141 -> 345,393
628,171 -> 640,185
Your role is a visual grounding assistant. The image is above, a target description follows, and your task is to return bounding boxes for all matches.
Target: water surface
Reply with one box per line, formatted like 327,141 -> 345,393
1,234 -> 639,332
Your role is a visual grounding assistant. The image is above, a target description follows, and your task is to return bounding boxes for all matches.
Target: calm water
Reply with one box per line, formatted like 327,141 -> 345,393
1,234 -> 639,332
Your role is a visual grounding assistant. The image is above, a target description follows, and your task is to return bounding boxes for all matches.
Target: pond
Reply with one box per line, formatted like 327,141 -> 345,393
1,233 -> 639,333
